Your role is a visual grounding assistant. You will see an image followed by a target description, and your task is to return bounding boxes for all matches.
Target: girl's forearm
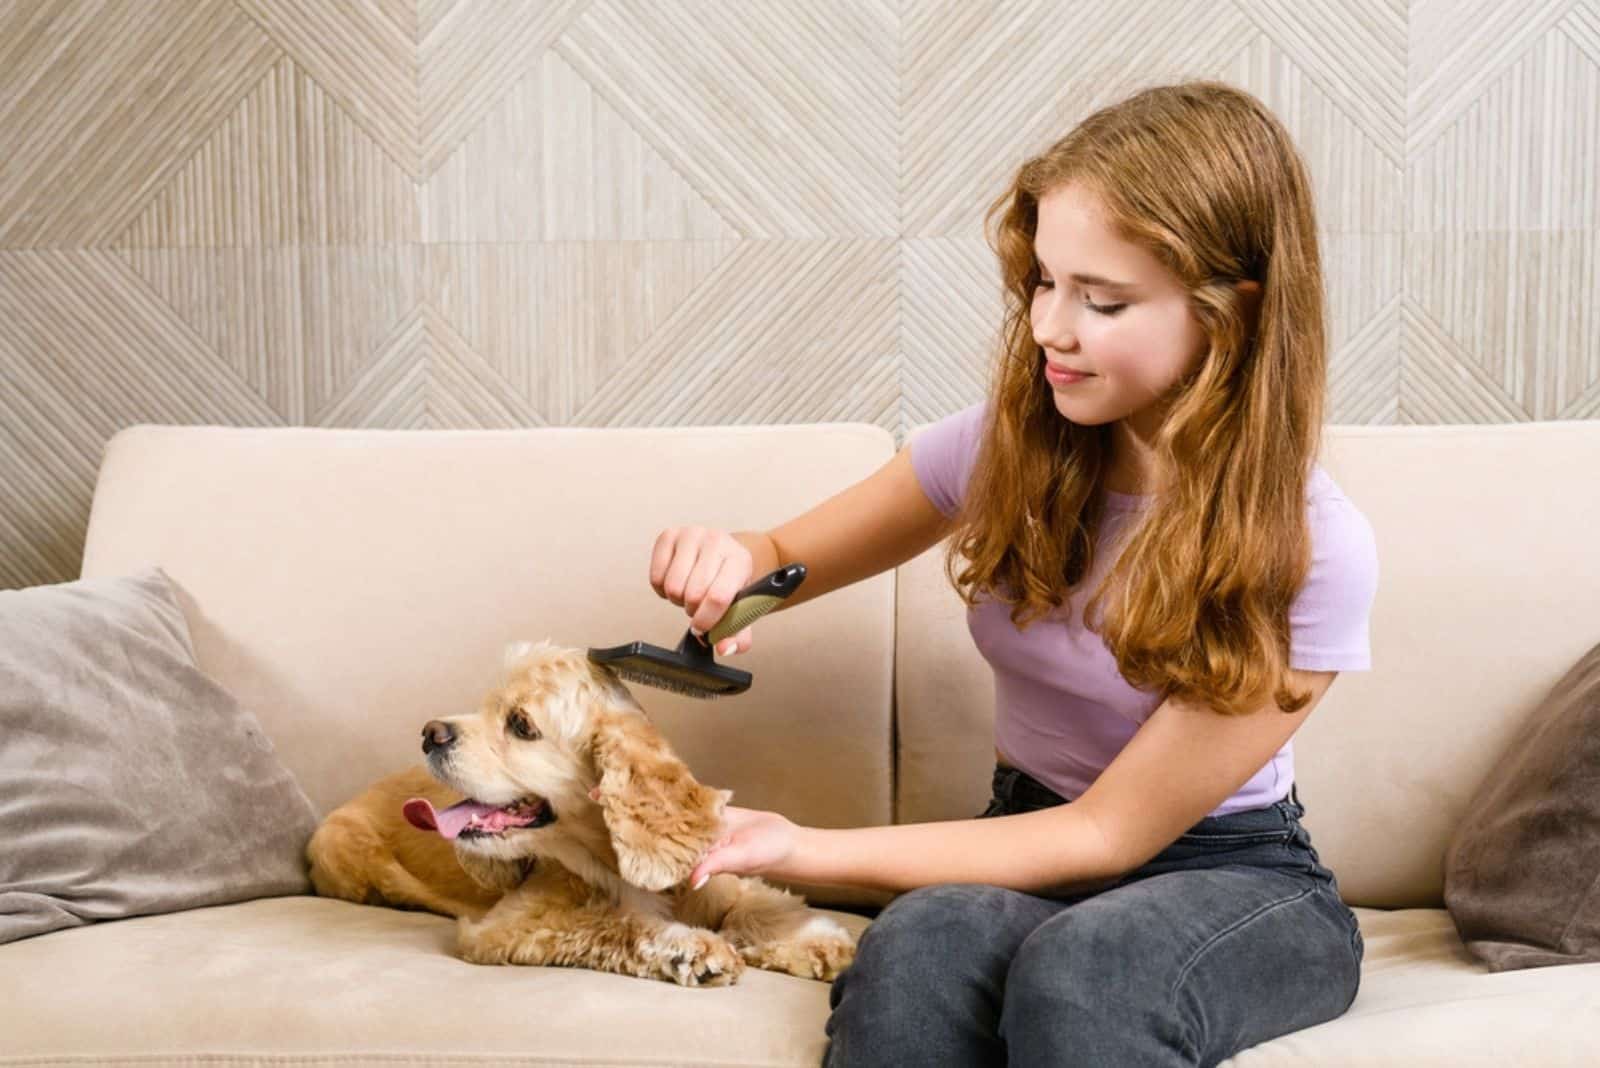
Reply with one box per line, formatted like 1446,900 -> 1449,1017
787,806 -> 1124,896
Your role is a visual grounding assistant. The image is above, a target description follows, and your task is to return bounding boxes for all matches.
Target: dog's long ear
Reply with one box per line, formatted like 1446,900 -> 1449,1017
453,847 -> 530,893
588,705 -> 730,891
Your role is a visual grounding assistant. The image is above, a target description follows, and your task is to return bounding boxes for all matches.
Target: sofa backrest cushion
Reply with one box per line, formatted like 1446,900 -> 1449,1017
80,424 -> 898,890
895,421 -> 1600,909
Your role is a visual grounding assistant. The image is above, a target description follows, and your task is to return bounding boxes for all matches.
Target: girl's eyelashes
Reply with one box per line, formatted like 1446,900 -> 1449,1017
1034,278 -> 1127,316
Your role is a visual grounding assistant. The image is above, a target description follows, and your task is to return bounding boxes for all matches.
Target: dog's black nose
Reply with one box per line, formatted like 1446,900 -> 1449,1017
421,720 -> 455,754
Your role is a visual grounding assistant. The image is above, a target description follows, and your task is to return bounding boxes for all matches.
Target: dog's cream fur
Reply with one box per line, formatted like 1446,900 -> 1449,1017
306,640 -> 855,987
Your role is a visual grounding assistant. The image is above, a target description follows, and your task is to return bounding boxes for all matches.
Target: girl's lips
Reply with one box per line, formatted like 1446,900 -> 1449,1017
1044,362 -> 1094,386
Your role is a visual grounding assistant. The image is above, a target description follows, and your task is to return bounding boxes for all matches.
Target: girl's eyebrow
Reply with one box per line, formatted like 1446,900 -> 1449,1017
1067,272 -> 1136,291
1034,251 -> 1137,291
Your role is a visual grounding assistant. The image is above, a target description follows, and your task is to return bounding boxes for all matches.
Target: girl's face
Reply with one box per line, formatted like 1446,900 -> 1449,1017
1029,183 -> 1209,440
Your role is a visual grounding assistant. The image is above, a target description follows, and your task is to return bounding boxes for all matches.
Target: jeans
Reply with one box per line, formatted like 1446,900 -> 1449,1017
823,765 -> 1364,1067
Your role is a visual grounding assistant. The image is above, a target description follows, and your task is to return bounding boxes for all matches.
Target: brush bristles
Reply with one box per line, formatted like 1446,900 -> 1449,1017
610,663 -> 727,699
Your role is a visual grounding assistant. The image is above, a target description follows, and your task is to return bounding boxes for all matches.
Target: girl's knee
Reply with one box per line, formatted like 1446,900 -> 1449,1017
849,883 -> 1028,981
1005,906 -> 1166,1011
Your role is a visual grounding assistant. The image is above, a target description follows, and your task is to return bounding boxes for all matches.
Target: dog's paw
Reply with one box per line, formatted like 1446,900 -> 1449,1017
642,922 -> 744,987
742,917 -> 857,981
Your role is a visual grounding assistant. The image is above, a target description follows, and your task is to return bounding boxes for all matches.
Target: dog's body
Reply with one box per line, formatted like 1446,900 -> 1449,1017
307,641 -> 855,987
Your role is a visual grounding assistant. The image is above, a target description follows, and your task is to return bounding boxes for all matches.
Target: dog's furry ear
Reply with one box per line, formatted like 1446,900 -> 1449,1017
588,707 -> 730,891
454,847 -> 531,893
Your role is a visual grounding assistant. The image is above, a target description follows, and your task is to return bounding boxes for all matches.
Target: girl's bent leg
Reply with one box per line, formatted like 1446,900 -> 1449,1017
1000,867 -> 1361,1068
823,882 -> 1063,1068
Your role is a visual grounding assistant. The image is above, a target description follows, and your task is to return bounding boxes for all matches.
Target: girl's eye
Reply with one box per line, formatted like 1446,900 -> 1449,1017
508,712 -> 541,741
1035,279 -> 1126,316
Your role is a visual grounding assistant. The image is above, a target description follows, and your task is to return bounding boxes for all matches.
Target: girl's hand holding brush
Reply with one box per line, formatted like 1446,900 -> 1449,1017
649,526 -> 758,658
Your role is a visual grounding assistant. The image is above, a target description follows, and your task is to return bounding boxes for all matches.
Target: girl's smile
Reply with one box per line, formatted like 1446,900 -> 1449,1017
1043,361 -> 1094,387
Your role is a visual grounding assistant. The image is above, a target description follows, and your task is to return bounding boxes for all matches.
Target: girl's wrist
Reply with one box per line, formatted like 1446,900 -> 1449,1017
786,823 -> 835,884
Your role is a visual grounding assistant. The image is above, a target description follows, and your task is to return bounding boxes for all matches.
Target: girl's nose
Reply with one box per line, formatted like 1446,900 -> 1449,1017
1034,297 -> 1079,351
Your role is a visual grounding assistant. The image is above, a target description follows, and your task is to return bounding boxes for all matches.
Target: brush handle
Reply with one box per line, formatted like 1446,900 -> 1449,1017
704,563 -> 807,646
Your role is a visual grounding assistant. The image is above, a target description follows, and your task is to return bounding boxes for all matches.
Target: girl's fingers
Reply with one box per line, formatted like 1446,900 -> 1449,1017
717,626 -> 753,657
659,529 -> 705,605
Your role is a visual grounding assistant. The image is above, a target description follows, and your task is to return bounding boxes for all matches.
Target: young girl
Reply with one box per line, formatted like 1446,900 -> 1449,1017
650,81 -> 1376,1067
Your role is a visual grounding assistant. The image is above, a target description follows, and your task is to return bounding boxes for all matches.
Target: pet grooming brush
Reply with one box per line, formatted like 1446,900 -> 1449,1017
588,563 -> 807,698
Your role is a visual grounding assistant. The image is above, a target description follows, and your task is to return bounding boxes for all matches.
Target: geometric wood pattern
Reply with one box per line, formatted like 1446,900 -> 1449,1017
2,0 -> 1598,587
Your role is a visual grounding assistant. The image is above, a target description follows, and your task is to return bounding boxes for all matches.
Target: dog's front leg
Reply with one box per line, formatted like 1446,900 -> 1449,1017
456,865 -> 744,987
677,874 -> 857,982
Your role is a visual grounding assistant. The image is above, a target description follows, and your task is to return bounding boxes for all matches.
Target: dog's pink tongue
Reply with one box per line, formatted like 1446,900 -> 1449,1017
403,797 -> 498,840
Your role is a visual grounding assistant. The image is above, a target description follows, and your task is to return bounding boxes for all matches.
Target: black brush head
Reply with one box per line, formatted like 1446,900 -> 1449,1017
587,639 -> 752,698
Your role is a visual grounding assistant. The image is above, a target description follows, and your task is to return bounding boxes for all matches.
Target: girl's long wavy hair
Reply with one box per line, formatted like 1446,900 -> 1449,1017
949,82 -> 1326,716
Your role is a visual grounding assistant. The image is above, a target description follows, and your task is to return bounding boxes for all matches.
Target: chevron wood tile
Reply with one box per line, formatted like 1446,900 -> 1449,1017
232,0 -> 420,176
117,245 -> 426,423
556,0 -> 896,237
315,306 -> 539,429
570,239 -> 900,428
0,334 -> 103,588
422,50 -> 741,242
0,250 -> 279,430
0,248 -> 280,582
423,241 -> 737,423
1407,24 -> 1600,230
1235,0 -> 1406,163
118,56 -> 421,248
0,0 -> 279,248
1408,0 -> 1574,153
1404,231 -> 1600,420
417,0 -> 591,176
1324,234 -> 1404,424
234,0 -> 588,178
1400,298 -> 1535,423
1571,2 -> 1600,65
4,1 -> 1600,591
899,237 -> 1001,427
901,0 -> 1255,238
1222,35 -> 1404,233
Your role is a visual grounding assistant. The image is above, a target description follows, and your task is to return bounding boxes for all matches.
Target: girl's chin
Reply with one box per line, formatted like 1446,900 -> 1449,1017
1051,393 -> 1115,426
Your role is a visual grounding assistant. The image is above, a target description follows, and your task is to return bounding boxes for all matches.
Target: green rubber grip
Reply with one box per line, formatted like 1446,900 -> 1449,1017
707,594 -> 783,645
703,564 -> 808,647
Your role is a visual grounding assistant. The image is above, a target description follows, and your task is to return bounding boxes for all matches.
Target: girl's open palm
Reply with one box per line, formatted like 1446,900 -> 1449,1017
690,805 -> 798,888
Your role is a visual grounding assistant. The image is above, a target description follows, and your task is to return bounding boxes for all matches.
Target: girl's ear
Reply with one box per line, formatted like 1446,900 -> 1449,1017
1236,277 -> 1263,321
587,707 -> 729,891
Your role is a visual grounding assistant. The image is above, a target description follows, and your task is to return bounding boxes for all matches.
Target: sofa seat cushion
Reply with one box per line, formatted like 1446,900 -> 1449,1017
0,896 -> 869,1066
1228,908 -> 1600,1066
3,901 -> 1596,1066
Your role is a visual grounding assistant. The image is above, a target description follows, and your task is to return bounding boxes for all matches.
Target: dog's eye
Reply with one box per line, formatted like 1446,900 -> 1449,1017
507,712 -> 541,741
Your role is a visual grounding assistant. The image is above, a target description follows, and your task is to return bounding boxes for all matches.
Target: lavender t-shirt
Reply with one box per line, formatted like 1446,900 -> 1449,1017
911,403 -> 1379,817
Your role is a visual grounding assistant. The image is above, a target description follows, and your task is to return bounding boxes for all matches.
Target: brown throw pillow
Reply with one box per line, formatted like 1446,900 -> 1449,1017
0,567 -> 318,944
1444,641 -> 1600,970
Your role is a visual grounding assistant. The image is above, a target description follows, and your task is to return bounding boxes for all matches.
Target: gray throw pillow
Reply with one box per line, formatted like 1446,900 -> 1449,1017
0,567 -> 317,944
1444,640 -> 1600,970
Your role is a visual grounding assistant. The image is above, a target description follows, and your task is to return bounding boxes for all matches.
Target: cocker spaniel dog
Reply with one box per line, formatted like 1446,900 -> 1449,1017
306,640 -> 855,987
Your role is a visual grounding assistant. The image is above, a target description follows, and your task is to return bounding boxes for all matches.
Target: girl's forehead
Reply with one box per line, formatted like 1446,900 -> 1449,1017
1035,190 -> 1165,288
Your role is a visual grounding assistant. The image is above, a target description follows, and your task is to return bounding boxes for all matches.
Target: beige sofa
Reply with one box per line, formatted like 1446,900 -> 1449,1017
4,417 -> 1599,1066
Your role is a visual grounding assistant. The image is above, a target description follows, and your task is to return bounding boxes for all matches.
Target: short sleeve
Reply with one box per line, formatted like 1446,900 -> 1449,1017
1288,490 -> 1380,672
908,403 -> 986,518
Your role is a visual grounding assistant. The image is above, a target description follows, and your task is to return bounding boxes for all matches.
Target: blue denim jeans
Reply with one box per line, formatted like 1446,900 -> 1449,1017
824,765 -> 1364,1067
